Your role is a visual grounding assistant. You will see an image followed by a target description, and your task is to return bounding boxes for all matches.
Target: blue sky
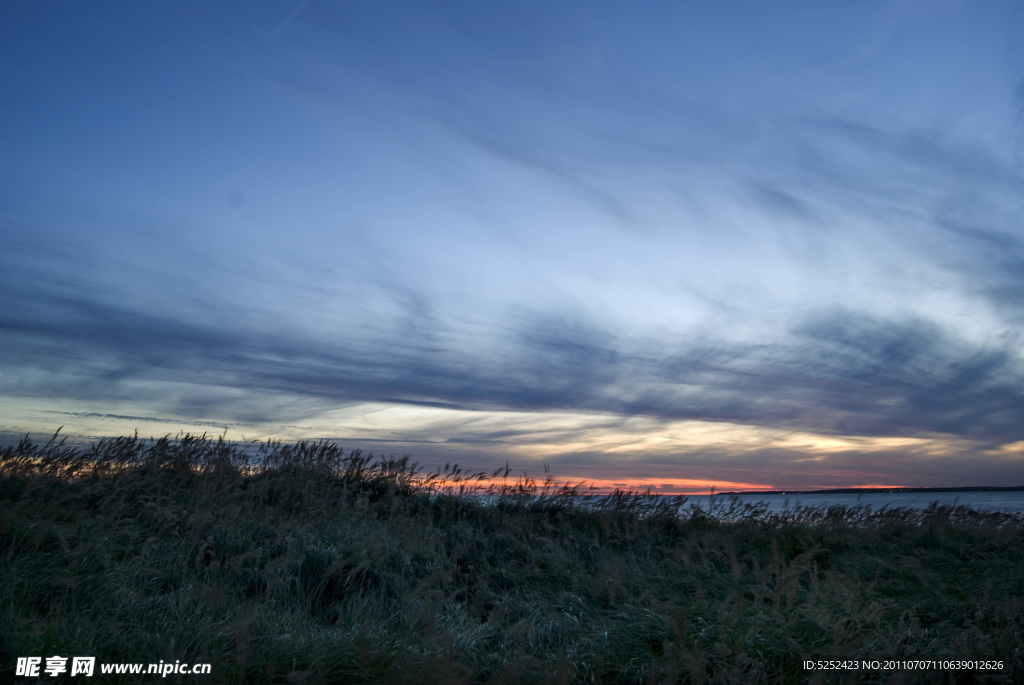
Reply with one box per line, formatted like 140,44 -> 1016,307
2,1 -> 1023,491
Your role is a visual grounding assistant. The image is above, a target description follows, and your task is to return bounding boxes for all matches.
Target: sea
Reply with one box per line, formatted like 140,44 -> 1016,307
681,490 -> 1024,514
468,489 -> 1024,516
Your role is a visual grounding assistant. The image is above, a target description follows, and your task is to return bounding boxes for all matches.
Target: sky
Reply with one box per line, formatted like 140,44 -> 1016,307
2,1 -> 1024,492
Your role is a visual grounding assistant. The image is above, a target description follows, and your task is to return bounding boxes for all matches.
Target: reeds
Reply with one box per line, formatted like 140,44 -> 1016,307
2,431 -> 1022,683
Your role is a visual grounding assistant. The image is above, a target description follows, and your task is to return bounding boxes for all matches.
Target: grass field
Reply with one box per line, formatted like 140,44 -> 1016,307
2,432 -> 1022,684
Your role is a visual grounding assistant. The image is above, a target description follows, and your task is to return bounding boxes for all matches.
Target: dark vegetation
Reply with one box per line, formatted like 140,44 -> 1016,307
2,432 -> 1022,684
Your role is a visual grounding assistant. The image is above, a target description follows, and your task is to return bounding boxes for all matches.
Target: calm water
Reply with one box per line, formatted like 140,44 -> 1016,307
469,490 -> 1024,515
682,491 -> 1024,514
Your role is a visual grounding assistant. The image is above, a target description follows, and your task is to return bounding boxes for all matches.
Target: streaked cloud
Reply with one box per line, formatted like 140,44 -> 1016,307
1,1 -> 1022,488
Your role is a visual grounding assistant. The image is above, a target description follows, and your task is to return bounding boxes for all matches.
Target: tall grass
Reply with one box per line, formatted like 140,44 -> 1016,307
2,431 -> 1022,683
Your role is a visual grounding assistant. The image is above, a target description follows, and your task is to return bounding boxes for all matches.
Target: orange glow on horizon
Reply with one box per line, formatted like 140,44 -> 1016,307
545,476 -> 776,495
840,483 -> 909,490
511,477 -> 913,495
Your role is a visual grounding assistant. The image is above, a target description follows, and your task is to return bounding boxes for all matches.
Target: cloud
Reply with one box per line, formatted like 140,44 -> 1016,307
3,263 -> 1023,449
786,310 -> 1024,439
42,411 -> 242,430
2,1 -> 1022,489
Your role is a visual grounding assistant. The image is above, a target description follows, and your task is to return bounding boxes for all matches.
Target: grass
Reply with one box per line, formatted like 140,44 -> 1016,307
2,431 -> 1022,684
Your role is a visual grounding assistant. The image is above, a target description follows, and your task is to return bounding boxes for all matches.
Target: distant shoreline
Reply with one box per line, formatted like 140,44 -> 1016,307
713,485 -> 1024,496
